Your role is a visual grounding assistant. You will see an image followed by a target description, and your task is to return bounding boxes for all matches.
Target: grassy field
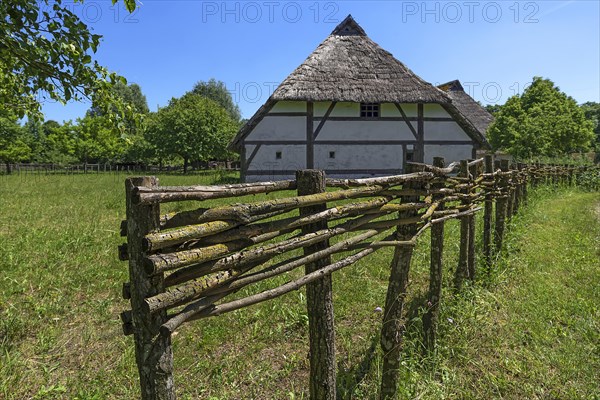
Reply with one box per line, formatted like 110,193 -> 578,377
0,172 -> 598,399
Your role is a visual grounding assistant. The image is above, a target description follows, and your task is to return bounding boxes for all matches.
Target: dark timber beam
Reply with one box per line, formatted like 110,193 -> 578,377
394,103 -> 419,140
313,102 -> 337,140
307,102 -> 314,169
417,104 -> 425,163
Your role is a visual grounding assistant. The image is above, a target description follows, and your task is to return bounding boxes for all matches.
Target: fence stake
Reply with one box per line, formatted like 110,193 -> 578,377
380,164 -> 422,399
467,161 -> 478,281
483,155 -> 494,272
125,177 -> 175,400
494,160 -> 509,254
454,160 -> 470,291
296,170 -> 336,400
423,157 -> 445,352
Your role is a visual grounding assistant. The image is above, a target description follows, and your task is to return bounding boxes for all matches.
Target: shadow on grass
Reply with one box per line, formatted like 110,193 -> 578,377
336,332 -> 379,400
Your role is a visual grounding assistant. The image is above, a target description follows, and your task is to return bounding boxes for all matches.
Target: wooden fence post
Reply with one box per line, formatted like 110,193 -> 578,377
380,164 -> 422,399
513,164 -> 521,213
467,162 -> 478,281
296,170 -> 336,400
125,177 -> 175,400
454,160 -> 470,291
506,163 -> 515,219
483,155 -> 494,273
522,163 -> 529,205
494,160 -> 509,254
511,163 -> 519,217
423,157 -> 445,352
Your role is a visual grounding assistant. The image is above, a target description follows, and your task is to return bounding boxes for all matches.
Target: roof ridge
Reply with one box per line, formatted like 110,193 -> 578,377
330,14 -> 367,36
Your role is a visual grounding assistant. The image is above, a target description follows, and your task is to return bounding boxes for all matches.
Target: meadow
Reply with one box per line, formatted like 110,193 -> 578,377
0,171 -> 598,399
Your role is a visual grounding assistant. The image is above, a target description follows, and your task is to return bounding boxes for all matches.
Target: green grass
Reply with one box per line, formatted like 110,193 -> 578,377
0,172 -> 598,399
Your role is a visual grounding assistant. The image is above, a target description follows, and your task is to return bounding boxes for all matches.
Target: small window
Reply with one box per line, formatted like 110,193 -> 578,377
329,151 -> 335,159
406,149 -> 414,162
360,103 -> 380,118
275,151 -> 282,160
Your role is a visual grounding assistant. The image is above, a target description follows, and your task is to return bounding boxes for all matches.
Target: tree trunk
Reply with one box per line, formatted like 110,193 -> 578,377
183,158 -> 188,174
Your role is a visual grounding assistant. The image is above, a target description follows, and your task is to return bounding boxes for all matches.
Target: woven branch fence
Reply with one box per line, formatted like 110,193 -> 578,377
118,156 -> 588,399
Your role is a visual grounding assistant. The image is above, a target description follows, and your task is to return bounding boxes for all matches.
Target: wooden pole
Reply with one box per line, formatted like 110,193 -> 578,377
125,177 -> 175,400
454,160 -> 469,291
467,162 -> 478,281
379,164 -> 421,399
494,161 -> 509,254
506,163 -> 514,220
296,170 -> 336,400
423,157 -> 445,352
483,155 -> 494,272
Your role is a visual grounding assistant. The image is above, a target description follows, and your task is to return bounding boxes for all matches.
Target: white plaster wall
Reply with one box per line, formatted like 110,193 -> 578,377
380,103 -> 418,117
270,101 -> 306,113
314,144 -> 403,170
330,102 -> 359,117
245,174 -> 296,183
316,121 -> 416,141
424,145 -> 473,165
380,103 -> 400,117
424,121 -> 471,141
245,116 -> 306,141
314,101 -> 334,117
246,144 -> 306,172
423,104 -> 451,118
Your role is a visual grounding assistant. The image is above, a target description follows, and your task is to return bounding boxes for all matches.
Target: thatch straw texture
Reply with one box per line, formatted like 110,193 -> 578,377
438,80 -> 494,138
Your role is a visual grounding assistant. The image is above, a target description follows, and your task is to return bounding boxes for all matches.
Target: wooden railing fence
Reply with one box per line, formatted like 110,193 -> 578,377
118,156 -> 588,399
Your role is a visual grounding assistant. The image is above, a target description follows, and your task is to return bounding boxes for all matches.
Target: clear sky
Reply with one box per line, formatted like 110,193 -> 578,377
41,0 -> 600,123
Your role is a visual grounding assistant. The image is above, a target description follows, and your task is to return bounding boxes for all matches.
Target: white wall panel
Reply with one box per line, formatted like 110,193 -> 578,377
316,121 -> 416,141
424,121 -> 471,141
314,144 -> 402,170
246,116 -> 306,141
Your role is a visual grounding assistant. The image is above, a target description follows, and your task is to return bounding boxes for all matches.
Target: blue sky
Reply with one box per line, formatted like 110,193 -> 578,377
41,0 -> 600,123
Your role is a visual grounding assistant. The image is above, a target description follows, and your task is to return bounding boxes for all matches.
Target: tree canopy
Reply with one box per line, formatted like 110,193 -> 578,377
487,77 -> 595,158
191,79 -> 241,123
0,111 -> 31,172
0,0 -> 136,120
579,101 -> 600,149
145,93 -> 238,173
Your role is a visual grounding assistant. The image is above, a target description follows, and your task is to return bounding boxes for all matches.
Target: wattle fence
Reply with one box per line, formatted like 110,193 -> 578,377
118,156 -> 587,399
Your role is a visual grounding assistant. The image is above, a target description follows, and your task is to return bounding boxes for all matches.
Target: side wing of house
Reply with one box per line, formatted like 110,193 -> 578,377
240,101 -> 478,182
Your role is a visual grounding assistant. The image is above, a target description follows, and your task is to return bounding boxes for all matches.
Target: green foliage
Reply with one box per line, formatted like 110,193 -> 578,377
484,104 -> 502,115
0,112 -> 32,168
88,82 -> 150,117
579,101 -> 600,150
575,168 -> 600,191
39,120 -> 78,164
191,79 -> 242,123
145,93 -> 238,172
74,115 -> 130,163
488,77 -> 595,158
0,0 -> 135,121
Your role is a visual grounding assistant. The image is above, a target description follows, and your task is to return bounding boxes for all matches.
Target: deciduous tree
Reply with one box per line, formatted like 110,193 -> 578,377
0,0 -> 136,120
0,113 -> 31,173
145,93 -> 237,173
191,79 -> 242,123
488,77 -> 594,158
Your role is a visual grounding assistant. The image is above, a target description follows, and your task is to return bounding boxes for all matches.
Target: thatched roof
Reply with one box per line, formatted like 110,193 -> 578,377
270,15 -> 450,104
229,16 -> 491,151
437,80 -> 494,138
